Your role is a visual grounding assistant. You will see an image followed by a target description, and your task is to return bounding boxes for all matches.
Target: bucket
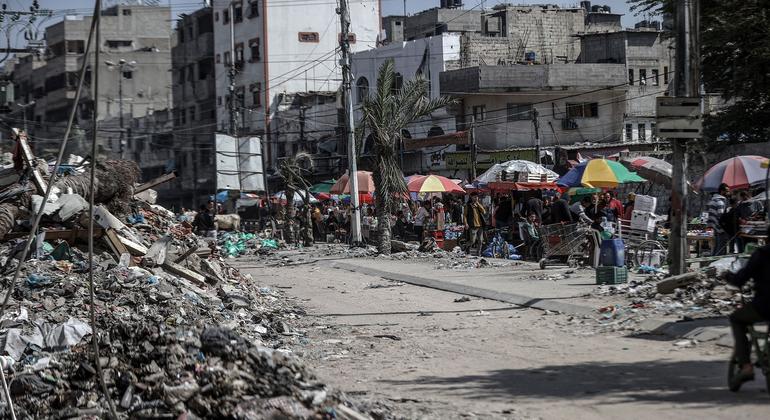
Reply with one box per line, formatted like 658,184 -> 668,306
600,238 -> 625,267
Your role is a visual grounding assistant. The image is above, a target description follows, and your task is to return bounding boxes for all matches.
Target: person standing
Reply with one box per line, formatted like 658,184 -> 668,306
413,201 -> 430,242
708,183 -> 730,256
550,193 -> 573,224
623,192 -> 636,221
192,204 -> 216,238
525,193 -> 544,224
570,196 -> 594,224
464,192 -> 487,255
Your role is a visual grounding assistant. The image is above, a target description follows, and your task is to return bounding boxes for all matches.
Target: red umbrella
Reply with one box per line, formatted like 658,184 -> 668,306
696,155 -> 770,192
330,171 -> 375,194
407,175 -> 466,194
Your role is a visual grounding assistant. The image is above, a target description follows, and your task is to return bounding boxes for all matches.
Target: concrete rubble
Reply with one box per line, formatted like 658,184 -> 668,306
0,138 -> 372,419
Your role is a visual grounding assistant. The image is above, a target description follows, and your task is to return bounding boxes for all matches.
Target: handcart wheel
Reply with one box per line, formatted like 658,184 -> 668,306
539,258 -> 547,270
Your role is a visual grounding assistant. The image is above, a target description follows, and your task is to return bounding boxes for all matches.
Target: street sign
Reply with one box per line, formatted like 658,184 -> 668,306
656,97 -> 702,139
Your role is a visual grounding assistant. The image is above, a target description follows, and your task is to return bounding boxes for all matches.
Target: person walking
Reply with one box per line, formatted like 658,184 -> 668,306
413,201 -> 430,242
708,183 -> 730,255
464,192 -> 487,255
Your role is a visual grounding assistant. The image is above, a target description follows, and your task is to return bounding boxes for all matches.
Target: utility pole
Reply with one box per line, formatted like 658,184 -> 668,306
469,115 -> 477,180
118,69 -> 124,159
338,0 -> 362,244
228,2 -> 237,137
669,0 -> 700,275
532,107 -> 540,165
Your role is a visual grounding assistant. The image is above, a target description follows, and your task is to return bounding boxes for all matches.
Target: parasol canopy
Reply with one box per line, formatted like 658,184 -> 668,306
619,156 -> 673,186
407,175 -> 465,194
310,179 -> 336,194
273,190 -> 319,204
330,171 -> 375,194
695,155 -> 770,192
475,160 -> 558,185
557,159 -> 646,188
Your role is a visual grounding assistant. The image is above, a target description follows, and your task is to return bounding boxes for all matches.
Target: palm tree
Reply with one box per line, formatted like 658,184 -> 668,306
358,60 -> 454,254
278,152 -> 315,246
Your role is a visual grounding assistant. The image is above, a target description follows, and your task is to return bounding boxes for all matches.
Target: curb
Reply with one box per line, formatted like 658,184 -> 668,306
328,260 -> 732,342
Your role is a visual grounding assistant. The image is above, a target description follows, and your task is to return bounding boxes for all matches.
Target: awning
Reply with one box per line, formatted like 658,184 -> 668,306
403,131 -> 469,151
487,181 -> 559,191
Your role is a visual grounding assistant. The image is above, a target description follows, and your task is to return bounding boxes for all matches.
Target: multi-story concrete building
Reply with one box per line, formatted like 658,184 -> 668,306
8,4 -> 173,159
352,33 -> 462,174
171,7 -> 217,208
211,0 -> 381,172
440,63 -> 628,150
578,18 -> 672,143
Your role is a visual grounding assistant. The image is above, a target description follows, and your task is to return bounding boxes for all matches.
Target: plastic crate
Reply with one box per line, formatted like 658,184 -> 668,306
596,266 -> 628,285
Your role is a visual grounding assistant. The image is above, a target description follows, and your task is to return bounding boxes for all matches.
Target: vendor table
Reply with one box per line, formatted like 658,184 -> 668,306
687,234 -> 714,258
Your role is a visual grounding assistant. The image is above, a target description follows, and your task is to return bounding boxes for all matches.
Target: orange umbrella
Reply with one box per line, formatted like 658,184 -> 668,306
330,170 -> 376,194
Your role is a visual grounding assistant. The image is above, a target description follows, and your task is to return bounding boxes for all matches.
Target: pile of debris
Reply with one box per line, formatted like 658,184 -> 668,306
0,134 -> 364,418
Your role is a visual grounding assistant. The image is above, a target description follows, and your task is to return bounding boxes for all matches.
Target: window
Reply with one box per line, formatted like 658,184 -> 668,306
392,72 -> 403,94
66,40 -> 85,54
566,102 -> 599,118
122,9 -> 131,16
179,28 -> 185,43
339,33 -> 357,44
187,64 -> 195,81
639,69 -> 647,85
663,66 -> 669,84
198,13 -> 213,34
189,107 -> 196,122
248,0 -> 259,18
651,123 -> 656,138
506,103 -> 532,121
278,142 -> 286,157
217,96 -> 222,106
249,38 -> 261,62
652,69 -> 660,86
628,68 -> 634,85
234,42 -> 245,67
179,68 -> 186,84
638,123 -> 646,141
298,32 -> 320,43
473,105 -> 486,122
216,53 -> 221,64
427,126 -> 444,137
106,40 -> 133,49
625,124 -> 633,142
122,70 -> 133,79
251,83 -> 261,107
214,11 -> 219,22
188,25 -> 193,40
224,51 -> 231,66
233,2 -> 243,23
223,8 -> 230,24
236,86 -> 246,108
198,58 -> 213,79
356,77 -> 369,102
396,21 -> 402,26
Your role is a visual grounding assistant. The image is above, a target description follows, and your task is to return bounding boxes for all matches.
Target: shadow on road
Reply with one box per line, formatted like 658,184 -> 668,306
382,360 -> 768,405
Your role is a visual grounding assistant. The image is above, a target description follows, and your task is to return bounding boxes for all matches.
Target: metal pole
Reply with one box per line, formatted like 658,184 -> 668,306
118,69 -> 124,159
670,0 -> 700,275
470,115 -> 477,181
338,0 -> 362,244
532,106 -> 540,165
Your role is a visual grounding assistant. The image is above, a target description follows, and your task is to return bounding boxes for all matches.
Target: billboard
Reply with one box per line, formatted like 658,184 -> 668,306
215,134 -> 265,192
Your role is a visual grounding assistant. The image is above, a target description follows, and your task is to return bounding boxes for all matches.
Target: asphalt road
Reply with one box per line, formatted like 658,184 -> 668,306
237,255 -> 770,419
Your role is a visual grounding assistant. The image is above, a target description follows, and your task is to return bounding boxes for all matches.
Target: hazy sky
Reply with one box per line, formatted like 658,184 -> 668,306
6,0 -> 640,47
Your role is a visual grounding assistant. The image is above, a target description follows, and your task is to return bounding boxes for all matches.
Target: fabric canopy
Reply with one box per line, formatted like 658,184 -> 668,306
696,155 -> 770,192
407,175 -> 465,194
330,171 -> 375,194
557,159 -> 646,188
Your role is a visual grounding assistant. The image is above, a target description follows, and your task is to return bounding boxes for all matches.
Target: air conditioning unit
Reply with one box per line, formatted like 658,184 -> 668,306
562,118 -> 578,130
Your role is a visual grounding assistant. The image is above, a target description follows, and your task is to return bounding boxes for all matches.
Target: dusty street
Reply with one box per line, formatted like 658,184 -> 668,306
234,253 -> 769,420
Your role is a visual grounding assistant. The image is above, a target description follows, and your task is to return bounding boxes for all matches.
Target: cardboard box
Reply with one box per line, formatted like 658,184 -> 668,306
634,194 -> 657,213
631,210 -> 658,232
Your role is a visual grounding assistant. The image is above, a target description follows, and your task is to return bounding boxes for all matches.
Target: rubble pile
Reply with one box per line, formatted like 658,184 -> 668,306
0,136 -> 361,418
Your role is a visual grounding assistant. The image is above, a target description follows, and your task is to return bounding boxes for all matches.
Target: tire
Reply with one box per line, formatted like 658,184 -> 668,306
728,357 -> 742,392
539,258 -> 547,270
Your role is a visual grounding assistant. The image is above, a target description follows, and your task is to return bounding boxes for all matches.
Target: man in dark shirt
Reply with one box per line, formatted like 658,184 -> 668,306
550,193 -> 573,224
725,225 -> 770,388
525,194 -> 544,224
192,204 -> 216,237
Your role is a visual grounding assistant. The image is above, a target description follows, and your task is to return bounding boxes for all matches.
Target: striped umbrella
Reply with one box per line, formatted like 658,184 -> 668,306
696,155 -> 770,192
619,156 -> 673,186
556,158 -> 646,188
407,175 -> 466,194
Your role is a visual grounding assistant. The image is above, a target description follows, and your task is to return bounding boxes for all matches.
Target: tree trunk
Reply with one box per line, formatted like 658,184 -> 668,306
375,189 -> 392,254
302,198 -> 314,247
285,188 -> 296,244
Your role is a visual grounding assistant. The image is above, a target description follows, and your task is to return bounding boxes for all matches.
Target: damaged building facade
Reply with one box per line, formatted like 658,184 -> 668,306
6,4 -> 173,159
210,0 -> 381,174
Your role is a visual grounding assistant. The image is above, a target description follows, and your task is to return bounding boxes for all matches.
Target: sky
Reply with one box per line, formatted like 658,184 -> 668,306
4,0 -> 640,48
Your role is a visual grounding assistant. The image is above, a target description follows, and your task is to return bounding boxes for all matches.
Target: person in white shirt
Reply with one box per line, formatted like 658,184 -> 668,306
413,201 -> 430,241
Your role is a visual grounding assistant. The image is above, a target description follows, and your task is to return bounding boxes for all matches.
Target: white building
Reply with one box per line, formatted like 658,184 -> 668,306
212,0 -> 381,169
351,33 -> 463,175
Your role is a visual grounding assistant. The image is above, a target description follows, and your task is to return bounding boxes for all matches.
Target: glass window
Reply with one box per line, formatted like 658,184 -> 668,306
652,69 -> 660,86
566,102 -> 599,118
473,105 -> 486,122
638,123 -> 646,141
506,103 -> 532,121
625,124 -> 633,142
639,69 -> 647,85
628,68 -> 634,85
356,77 -> 369,102
248,0 -> 260,18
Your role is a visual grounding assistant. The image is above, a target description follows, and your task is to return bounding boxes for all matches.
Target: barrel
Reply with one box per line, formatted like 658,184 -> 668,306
599,238 -> 625,267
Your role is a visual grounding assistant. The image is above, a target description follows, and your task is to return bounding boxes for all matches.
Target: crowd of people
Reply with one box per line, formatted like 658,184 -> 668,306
707,183 -> 767,255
